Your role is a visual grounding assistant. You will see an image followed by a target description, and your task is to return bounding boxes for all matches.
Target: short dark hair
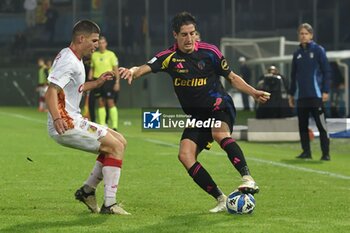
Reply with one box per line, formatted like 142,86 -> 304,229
171,12 -> 196,33
72,19 -> 100,38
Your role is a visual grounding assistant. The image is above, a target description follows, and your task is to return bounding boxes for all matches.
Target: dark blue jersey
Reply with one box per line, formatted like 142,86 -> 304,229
147,41 -> 233,117
289,41 -> 331,99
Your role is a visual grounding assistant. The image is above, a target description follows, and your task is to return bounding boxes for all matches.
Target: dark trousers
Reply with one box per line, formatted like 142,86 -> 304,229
242,93 -> 250,110
88,89 -> 96,122
297,98 -> 330,155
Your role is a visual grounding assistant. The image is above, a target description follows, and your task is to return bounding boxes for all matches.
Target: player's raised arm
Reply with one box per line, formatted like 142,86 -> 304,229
82,71 -> 116,91
226,71 -> 270,103
119,64 -> 152,85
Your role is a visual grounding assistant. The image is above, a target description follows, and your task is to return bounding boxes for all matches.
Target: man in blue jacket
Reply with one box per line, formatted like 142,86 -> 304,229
289,23 -> 331,161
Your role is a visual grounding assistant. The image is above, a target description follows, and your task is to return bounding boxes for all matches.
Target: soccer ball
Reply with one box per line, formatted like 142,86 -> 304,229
226,190 -> 256,214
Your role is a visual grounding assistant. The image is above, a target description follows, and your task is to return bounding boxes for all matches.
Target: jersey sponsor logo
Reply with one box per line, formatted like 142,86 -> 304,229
175,68 -> 189,73
78,84 -> 84,93
297,54 -> 302,59
148,57 -> 157,64
197,60 -> 205,70
172,58 -> 186,62
174,77 -> 207,87
221,59 -> 229,70
310,52 -> 314,58
88,125 -> 97,133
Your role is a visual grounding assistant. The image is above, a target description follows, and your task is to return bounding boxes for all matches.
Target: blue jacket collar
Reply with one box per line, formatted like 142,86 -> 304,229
299,41 -> 315,50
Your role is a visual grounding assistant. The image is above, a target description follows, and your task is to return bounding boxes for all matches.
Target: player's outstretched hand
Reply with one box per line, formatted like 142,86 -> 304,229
119,67 -> 133,85
254,90 -> 271,103
95,71 -> 116,87
99,71 -> 116,81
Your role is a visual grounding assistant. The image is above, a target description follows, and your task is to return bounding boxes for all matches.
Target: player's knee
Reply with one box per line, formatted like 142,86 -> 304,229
212,133 -> 223,144
102,140 -> 125,158
178,151 -> 187,161
178,151 -> 194,167
119,135 -> 127,148
112,139 -> 125,154
178,153 -> 183,162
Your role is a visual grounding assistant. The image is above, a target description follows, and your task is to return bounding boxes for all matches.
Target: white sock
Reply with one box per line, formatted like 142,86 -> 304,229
102,166 -> 121,207
84,160 -> 103,192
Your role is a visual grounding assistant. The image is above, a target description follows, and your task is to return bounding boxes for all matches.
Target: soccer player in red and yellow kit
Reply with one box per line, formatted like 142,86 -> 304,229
45,20 -> 129,215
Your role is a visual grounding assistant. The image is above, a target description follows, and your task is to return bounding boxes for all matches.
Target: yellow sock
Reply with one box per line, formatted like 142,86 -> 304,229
98,107 -> 106,125
109,106 -> 118,129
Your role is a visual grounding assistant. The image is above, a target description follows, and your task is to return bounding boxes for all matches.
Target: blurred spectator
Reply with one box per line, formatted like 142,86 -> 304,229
238,56 -> 251,110
1,0 -> 23,13
12,32 -> 27,57
45,58 -> 53,76
256,65 -> 292,118
122,15 -> 134,53
45,6 -> 59,44
329,62 -> 345,117
36,0 -> 49,24
23,0 -> 38,28
1,0 -> 15,12
36,57 -> 48,112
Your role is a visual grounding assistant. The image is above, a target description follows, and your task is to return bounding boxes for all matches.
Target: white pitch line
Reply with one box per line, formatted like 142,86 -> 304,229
0,111 -> 46,124
248,157 -> 350,180
144,138 -> 179,148
144,138 -> 350,180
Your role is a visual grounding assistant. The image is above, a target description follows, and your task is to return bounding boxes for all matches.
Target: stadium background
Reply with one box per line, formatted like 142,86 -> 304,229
1,2 -> 350,232
0,0 -> 349,110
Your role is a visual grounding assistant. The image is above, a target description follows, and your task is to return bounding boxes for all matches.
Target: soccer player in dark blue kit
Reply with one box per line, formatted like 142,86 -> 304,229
289,23 -> 331,161
120,12 -> 270,212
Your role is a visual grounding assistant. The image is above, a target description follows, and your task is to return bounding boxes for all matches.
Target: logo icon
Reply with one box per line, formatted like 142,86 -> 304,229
175,63 -> 184,69
143,109 -> 162,129
221,59 -> 229,70
197,60 -> 205,70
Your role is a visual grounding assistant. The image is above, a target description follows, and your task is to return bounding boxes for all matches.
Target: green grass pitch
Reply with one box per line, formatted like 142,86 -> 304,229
0,107 -> 349,233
